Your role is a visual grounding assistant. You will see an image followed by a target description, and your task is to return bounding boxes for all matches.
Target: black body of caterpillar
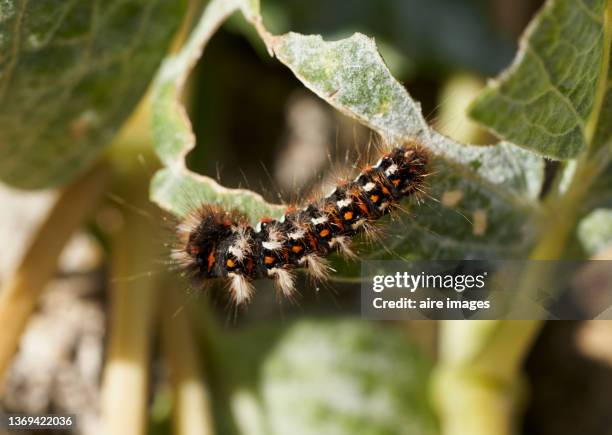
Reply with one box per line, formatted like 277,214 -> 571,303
174,142 -> 430,305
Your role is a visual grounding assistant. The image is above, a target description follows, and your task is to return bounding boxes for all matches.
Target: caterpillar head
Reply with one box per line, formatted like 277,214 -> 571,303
174,205 -> 246,279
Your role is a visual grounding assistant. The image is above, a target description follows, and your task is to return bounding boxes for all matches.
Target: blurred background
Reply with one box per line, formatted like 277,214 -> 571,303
1,1 -> 612,434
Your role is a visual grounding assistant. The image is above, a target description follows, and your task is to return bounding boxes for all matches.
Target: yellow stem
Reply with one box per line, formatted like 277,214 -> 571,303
162,288 -> 215,435
434,143 -> 607,435
433,320 -> 541,435
0,162 -> 110,386
435,5 -> 611,431
100,198 -> 161,435
531,156 -> 598,260
100,155 -> 161,435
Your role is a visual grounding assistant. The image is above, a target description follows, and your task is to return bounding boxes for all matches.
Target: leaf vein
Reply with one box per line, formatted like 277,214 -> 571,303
0,0 -> 28,101
576,0 -> 605,24
525,43 -> 586,126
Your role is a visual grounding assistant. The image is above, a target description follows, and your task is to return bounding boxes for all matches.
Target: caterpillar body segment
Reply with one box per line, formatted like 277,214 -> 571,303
174,142 -> 430,305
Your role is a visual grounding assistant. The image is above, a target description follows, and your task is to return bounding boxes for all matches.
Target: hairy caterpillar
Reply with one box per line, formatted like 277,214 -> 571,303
173,141 -> 430,305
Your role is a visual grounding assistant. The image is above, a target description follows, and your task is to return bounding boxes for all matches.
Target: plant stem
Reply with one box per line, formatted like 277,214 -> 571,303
100,181 -> 161,435
433,320 -> 541,435
162,287 -> 215,435
0,162 -> 110,386
433,150 -> 606,435
99,97 -> 164,434
531,156 -> 598,260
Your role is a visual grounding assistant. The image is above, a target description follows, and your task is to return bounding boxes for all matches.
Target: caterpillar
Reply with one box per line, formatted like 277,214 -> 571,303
173,141 -> 430,305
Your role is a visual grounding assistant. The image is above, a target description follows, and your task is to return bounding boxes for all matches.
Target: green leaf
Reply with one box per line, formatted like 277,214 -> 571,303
269,32 -> 430,143
263,30 -> 544,266
363,140 -> 543,261
469,0 -> 610,160
150,0 -> 544,265
592,9 -> 612,149
150,0 -> 284,223
214,320 -> 437,434
0,0 -> 186,189
259,0 -> 515,75
259,319 -> 438,435
331,138 -> 543,278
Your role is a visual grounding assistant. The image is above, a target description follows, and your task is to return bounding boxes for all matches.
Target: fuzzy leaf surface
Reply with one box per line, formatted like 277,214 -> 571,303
262,30 -> 543,269
219,319 -> 438,435
150,0 -> 544,272
150,0 -> 285,223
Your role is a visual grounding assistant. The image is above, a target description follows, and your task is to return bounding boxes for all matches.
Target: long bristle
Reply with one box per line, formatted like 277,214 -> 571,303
270,267 -> 296,297
175,141 -> 430,306
228,273 -> 254,305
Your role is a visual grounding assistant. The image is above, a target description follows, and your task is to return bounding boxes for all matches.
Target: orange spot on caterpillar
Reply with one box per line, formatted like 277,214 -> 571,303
207,249 -> 215,272
175,141 -> 431,307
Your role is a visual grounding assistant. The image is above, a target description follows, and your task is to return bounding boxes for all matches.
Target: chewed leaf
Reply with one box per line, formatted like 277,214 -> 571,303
150,0 -> 284,223
152,0 -> 241,166
0,0 -> 186,189
151,169 -> 284,222
151,0 -> 544,267
259,29 -> 544,267
269,32 -> 430,143
263,30 -> 543,192
469,0 -> 610,160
